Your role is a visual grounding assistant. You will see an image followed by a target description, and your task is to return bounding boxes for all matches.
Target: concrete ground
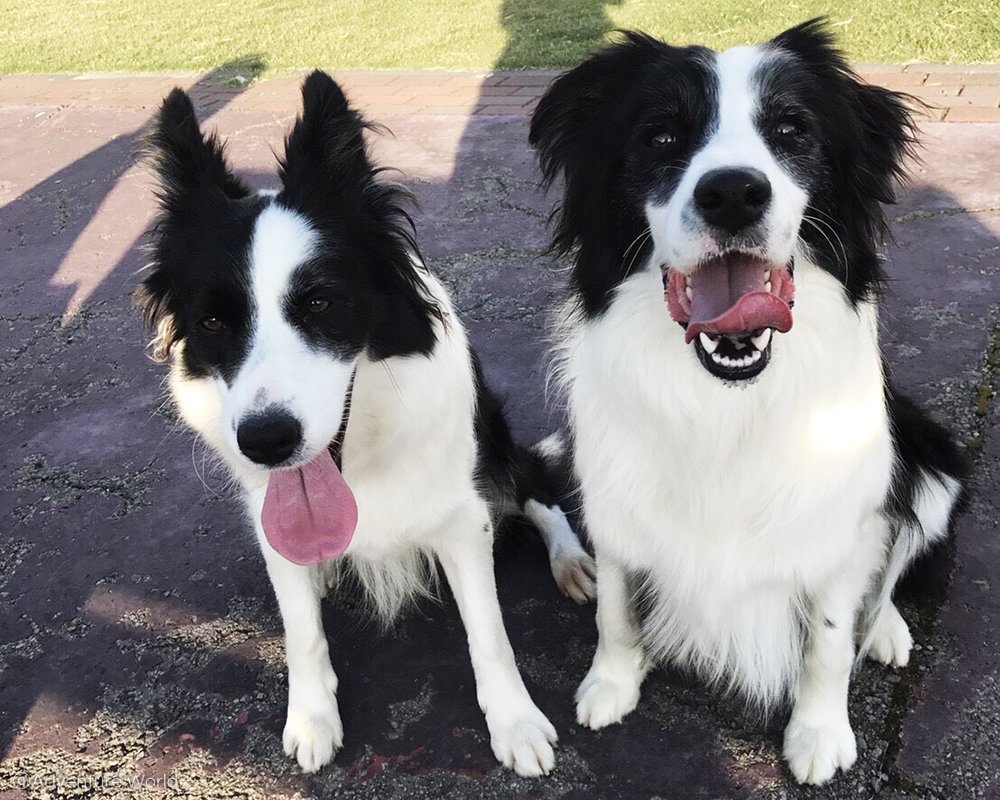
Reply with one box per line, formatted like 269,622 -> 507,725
0,67 -> 998,799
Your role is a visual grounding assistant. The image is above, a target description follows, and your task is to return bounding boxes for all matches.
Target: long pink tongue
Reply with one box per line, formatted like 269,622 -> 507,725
261,449 -> 357,565
686,292 -> 792,344
666,257 -> 794,344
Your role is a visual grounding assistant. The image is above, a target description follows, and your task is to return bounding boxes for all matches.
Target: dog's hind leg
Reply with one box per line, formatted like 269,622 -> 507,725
520,433 -> 596,603
255,523 -> 343,773
434,499 -> 558,777
859,390 -> 968,667
523,497 -> 596,603
859,469 -> 963,666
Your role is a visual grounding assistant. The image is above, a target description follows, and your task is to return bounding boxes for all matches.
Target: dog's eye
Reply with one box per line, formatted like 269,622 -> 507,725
307,297 -> 331,314
199,316 -> 224,332
774,119 -> 802,137
650,131 -> 677,148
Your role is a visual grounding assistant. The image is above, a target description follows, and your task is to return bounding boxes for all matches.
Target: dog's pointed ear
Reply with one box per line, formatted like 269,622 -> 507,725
146,88 -> 250,208
280,70 -> 375,201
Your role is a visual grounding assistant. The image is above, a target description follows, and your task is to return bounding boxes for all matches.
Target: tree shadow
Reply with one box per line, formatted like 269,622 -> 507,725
494,0 -> 623,69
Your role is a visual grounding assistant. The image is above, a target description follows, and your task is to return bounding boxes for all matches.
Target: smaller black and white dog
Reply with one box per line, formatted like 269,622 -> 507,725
530,20 -> 968,785
137,71 -> 595,776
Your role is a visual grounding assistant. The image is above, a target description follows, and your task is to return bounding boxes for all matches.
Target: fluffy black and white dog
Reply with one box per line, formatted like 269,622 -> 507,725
529,20 -> 968,785
137,71 -> 596,776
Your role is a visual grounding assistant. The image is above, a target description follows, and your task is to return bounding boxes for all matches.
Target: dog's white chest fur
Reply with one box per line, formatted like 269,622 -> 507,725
562,259 -> 894,703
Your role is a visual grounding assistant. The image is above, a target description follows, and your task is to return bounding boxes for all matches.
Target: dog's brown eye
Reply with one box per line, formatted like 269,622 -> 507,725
775,120 -> 801,137
308,297 -> 331,314
200,316 -> 224,332
650,131 -> 677,148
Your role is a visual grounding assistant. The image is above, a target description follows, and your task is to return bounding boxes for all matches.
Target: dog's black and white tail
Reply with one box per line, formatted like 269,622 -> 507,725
469,353 -> 596,603
861,388 -> 970,661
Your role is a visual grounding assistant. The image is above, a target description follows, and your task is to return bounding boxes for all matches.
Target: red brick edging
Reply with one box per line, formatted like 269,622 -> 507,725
2,65 -> 999,121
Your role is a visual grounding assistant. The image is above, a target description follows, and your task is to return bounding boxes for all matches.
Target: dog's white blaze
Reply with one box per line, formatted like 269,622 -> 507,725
645,46 -> 808,273
224,202 -> 356,464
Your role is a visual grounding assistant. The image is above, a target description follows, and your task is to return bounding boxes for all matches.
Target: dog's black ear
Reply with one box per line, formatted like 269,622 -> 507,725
280,71 -> 440,358
846,82 -> 916,205
139,89 -> 250,362
280,70 -> 376,202
146,88 -> 250,209
772,18 -> 916,207
772,18 -> 917,302
530,34 -> 662,314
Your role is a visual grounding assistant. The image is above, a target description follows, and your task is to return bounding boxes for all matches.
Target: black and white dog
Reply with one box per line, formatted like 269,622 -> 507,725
529,20 -> 968,785
137,71 -> 596,776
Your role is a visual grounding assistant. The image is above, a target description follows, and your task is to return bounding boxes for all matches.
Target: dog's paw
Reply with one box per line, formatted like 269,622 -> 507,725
864,603 -> 913,667
283,699 -> 344,773
552,549 -> 597,604
783,715 -> 857,785
486,705 -> 558,777
575,667 -> 641,729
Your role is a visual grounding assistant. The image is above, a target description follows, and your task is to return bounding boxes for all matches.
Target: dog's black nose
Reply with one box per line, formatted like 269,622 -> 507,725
693,168 -> 772,233
237,409 -> 303,466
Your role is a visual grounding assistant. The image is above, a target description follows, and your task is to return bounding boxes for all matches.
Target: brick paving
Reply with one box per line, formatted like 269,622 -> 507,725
2,64 -> 999,120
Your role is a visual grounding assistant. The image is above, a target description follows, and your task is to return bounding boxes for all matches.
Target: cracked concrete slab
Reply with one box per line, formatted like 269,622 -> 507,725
1,81 -> 998,800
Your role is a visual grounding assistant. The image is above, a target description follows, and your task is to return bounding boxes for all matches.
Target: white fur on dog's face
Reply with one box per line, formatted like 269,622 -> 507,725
220,203 -> 355,469
645,46 -> 809,274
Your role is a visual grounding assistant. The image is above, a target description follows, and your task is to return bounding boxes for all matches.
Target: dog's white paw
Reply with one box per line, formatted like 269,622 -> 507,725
575,667 -> 641,729
486,705 -> 558,777
552,549 -> 597,604
783,715 -> 857,785
864,603 -> 913,667
283,698 -> 344,773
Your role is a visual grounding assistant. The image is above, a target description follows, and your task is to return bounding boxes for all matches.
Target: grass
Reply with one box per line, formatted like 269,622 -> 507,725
3,0 -> 999,75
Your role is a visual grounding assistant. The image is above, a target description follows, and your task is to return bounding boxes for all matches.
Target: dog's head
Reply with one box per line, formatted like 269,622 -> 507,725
530,19 -> 915,382
137,72 -> 438,563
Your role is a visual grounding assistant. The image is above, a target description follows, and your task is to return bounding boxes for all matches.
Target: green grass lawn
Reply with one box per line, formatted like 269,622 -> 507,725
4,0 -> 999,75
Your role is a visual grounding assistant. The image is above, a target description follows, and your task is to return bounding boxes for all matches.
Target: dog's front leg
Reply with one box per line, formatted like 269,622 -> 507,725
575,552 -> 648,728
257,528 -> 343,773
434,503 -> 557,777
783,580 -> 866,785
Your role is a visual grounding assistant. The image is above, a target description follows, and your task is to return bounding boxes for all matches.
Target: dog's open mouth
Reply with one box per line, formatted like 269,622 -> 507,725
261,448 -> 358,565
663,252 -> 795,381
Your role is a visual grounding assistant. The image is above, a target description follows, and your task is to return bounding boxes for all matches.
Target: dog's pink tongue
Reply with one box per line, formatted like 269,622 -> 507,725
667,257 -> 794,344
261,449 -> 357,565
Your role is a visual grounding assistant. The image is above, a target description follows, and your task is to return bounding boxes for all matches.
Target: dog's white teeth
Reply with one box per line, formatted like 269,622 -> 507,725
751,349 -> 762,362
764,280 -> 772,293
764,269 -> 771,281
711,351 -> 723,364
685,285 -> 693,300
699,332 -> 719,354
751,329 -> 773,351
